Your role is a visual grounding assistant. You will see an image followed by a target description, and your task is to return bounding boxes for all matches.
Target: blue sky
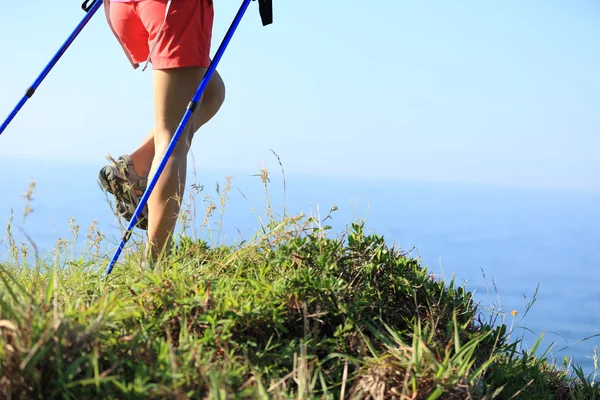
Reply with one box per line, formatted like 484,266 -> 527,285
0,0 -> 599,190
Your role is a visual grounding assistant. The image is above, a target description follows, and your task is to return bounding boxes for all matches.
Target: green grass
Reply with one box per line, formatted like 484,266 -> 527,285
0,172 -> 599,399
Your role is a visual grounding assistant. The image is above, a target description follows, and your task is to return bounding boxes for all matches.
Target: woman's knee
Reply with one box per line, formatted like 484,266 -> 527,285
189,71 -> 225,136
208,70 -> 226,109
201,71 -> 226,118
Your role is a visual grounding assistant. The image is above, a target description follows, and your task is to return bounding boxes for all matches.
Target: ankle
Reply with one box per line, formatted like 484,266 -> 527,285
129,152 -> 152,178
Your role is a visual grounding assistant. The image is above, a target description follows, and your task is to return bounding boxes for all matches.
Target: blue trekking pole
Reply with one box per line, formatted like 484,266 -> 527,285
103,0 -> 273,277
0,0 -> 103,136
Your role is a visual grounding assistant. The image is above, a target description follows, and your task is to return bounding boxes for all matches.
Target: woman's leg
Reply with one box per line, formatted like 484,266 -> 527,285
129,69 -> 225,180
101,0 -> 215,249
145,66 -> 208,262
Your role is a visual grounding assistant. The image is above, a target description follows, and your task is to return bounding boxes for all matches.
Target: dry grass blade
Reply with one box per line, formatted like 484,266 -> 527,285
0,320 -> 18,331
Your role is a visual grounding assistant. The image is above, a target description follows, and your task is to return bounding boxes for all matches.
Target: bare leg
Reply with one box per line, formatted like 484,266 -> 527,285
130,70 -> 225,180
129,129 -> 155,178
146,66 -> 208,262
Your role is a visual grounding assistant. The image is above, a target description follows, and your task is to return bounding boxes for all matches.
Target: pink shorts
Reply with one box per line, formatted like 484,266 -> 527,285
109,0 -> 214,70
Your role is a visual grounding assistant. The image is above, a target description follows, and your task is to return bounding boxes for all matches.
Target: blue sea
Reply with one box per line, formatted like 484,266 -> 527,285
1,159 -> 599,376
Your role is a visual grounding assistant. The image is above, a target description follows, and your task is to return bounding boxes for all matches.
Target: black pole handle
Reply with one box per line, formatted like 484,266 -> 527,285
81,0 -> 98,13
255,0 -> 273,26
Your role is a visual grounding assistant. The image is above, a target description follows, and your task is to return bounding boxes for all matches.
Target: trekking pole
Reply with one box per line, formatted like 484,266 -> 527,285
104,0 -> 267,277
0,0 -> 103,136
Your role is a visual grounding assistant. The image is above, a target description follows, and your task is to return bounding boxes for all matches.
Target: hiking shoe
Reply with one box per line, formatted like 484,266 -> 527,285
98,155 -> 149,230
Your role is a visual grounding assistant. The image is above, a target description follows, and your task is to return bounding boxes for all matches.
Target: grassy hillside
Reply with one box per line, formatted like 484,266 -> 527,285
0,175 -> 598,399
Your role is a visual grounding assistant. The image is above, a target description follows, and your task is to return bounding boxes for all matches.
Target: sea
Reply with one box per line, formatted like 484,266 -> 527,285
1,159 -> 599,376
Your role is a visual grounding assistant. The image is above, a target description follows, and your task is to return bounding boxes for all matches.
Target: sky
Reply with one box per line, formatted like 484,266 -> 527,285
0,0 -> 599,190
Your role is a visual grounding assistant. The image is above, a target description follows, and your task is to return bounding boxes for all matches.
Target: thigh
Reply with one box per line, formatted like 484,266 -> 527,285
138,0 -> 214,70
152,67 -> 208,132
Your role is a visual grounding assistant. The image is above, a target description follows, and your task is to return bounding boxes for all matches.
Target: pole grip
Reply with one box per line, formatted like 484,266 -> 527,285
258,0 -> 273,26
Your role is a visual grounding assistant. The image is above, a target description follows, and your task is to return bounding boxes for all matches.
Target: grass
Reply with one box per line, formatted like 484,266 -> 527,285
0,165 -> 599,399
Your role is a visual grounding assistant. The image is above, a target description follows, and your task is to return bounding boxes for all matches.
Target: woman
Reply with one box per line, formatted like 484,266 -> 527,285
98,0 -> 225,265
